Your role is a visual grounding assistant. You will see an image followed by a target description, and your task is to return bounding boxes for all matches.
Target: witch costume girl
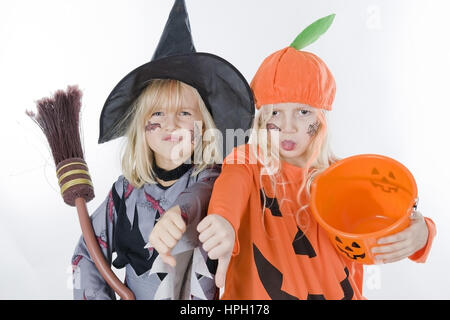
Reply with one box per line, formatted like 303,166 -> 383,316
71,0 -> 254,300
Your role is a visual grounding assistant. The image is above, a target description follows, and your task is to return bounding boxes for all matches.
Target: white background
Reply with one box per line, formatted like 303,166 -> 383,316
1,0 -> 449,299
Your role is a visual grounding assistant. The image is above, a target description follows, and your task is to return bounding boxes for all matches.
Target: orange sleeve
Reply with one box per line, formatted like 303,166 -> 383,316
408,217 -> 436,263
207,159 -> 253,256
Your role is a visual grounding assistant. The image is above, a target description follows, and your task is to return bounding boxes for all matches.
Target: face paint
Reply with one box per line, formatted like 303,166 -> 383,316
266,123 -> 281,131
307,121 -> 320,137
145,121 -> 161,132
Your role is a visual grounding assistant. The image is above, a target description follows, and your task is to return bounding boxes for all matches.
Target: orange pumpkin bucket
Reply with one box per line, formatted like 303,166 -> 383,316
310,154 -> 418,264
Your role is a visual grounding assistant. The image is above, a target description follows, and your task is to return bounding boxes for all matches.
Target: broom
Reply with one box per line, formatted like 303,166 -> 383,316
26,85 -> 135,300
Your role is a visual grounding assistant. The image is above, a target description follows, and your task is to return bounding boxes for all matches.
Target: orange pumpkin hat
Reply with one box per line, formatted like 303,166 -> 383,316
251,14 -> 336,110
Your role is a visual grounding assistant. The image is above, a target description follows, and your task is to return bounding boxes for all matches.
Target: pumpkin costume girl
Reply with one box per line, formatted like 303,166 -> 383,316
205,15 -> 436,300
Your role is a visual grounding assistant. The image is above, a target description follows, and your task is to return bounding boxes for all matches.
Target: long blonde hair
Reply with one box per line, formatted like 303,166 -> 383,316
121,79 -> 220,188
248,104 -> 338,229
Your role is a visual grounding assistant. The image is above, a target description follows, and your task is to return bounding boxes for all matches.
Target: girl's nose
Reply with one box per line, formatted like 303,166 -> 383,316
281,118 -> 297,133
164,114 -> 178,131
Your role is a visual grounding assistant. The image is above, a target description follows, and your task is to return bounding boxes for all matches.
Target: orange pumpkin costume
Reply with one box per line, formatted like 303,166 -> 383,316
251,47 -> 335,111
206,15 -> 436,300
208,144 -> 435,300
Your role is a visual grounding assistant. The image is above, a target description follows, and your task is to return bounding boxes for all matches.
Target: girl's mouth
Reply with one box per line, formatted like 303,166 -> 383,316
281,140 -> 296,151
163,135 -> 183,142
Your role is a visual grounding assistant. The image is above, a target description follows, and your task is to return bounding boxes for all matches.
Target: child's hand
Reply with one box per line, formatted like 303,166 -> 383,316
197,214 -> 235,288
147,205 -> 186,267
371,210 -> 428,264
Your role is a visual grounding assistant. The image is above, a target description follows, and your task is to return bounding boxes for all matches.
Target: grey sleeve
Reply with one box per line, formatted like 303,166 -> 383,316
71,178 -> 122,300
172,165 -> 221,228
170,165 -> 220,251
169,167 -> 221,299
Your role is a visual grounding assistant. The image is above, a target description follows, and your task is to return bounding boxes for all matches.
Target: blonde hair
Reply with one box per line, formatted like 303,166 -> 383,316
121,79 -> 220,188
248,104 -> 338,230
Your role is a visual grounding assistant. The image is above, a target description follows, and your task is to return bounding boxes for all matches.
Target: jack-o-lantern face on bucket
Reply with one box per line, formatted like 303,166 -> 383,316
370,168 -> 398,193
311,154 -> 418,265
335,236 -> 366,260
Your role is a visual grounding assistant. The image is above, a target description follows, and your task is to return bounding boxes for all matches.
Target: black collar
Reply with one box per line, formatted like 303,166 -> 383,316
153,161 -> 193,182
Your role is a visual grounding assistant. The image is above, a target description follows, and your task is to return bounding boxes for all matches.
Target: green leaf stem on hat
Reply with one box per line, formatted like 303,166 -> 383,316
290,14 -> 335,50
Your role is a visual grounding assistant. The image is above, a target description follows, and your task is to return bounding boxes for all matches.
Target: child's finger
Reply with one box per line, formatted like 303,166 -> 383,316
160,253 -> 177,267
410,210 -> 423,220
378,255 -> 406,264
198,225 -> 216,243
151,236 -> 170,255
169,212 -> 187,232
166,223 -> 183,241
374,247 -> 415,264
371,239 -> 410,255
207,242 -> 230,260
160,232 -> 177,249
202,235 -> 221,252
215,255 -> 231,288
377,229 -> 411,245
197,215 -> 213,233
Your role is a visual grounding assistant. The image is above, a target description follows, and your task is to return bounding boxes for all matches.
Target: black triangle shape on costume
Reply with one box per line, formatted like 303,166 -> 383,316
340,267 -> 354,300
157,273 -> 168,281
111,185 -> 158,276
111,182 -> 123,216
260,189 -> 282,217
253,244 -> 299,300
206,257 -> 218,275
307,293 -> 326,300
292,226 -> 317,258
152,0 -> 196,61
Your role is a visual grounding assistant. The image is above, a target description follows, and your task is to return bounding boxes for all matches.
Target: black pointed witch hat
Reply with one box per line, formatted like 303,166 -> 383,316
98,0 -> 254,158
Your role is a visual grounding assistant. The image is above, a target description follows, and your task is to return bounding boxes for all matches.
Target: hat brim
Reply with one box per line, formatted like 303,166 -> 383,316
99,52 -> 255,158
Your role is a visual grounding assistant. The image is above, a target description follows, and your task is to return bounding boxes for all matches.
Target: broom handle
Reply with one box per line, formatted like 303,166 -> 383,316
75,197 -> 136,300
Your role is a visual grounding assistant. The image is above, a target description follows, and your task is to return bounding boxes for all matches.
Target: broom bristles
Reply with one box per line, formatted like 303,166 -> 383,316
26,85 -> 84,165
27,85 -> 95,206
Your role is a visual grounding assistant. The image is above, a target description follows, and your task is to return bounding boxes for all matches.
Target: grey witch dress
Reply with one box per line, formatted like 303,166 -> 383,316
71,165 -> 220,300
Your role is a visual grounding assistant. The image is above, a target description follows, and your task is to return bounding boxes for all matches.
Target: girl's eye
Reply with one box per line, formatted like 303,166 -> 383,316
298,109 -> 310,116
152,111 -> 164,117
272,110 -> 280,116
179,111 -> 192,116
